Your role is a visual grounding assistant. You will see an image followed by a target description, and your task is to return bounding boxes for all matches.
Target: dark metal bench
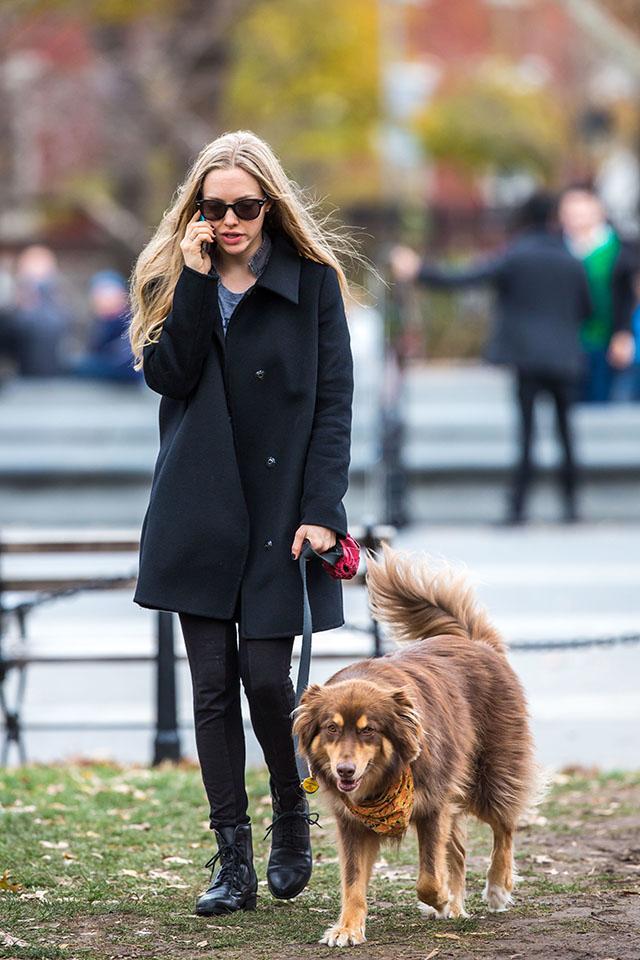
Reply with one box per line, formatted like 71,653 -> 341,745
0,524 -> 394,767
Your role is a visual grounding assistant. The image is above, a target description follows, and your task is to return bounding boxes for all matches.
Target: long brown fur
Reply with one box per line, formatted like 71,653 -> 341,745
293,543 -> 539,948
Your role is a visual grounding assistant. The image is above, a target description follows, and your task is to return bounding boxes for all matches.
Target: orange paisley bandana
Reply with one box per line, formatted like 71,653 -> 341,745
342,767 -> 414,837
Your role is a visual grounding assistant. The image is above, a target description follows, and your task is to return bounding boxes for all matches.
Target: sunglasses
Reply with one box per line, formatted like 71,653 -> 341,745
195,196 -> 270,222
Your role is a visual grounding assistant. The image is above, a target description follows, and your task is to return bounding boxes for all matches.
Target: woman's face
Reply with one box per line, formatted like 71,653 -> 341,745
200,166 -> 272,258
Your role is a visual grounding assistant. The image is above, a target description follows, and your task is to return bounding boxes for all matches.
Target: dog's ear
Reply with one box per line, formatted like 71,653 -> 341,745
292,683 -> 325,754
387,688 -> 423,763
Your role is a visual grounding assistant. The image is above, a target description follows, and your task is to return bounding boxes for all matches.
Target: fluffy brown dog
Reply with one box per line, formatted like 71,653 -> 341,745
293,543 -> 538,947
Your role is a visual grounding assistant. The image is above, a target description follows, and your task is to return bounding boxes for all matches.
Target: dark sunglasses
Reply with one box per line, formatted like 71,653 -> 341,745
195,196 -> 270,222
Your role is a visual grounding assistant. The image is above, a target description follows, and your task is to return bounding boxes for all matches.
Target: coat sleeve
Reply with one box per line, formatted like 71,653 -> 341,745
142,265 -> 218,400
612,242 -> 640,334
299,265 -> 354,539
416,253 -> 508,289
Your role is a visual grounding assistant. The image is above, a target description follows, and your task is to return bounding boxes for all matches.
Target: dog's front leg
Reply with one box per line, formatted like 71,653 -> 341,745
321,817 -> 380,947
415,808 -> 453,918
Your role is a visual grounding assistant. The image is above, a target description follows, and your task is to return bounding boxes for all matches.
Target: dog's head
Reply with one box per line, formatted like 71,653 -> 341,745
293,679 -> 423,799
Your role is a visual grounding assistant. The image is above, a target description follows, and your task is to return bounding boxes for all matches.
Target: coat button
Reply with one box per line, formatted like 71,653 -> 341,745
266,456 -> 276,468
264,539 -> 273,549
255,369 -> 265,379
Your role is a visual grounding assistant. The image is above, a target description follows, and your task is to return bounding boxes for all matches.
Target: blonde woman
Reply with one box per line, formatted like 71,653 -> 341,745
129,131 -> 355,916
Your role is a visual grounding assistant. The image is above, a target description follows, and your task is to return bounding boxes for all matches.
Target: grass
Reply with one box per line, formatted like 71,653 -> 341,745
1,764 -> 639,959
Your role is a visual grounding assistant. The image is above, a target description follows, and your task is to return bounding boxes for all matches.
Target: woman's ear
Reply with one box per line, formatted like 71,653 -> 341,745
292,683 -> 324,754
388,688 -> 423,763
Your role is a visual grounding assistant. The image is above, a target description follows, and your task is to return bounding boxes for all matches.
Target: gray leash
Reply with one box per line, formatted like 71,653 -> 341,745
293,539 -> 342,781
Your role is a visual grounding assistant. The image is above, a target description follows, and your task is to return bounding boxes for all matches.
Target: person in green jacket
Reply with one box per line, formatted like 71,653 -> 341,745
558,184 -> 637,403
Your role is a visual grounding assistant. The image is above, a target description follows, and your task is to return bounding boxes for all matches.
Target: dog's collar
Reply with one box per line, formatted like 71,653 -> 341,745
341,767 -> 414,837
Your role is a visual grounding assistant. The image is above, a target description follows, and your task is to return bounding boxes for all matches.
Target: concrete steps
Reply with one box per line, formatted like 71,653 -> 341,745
1,365 -> 639,524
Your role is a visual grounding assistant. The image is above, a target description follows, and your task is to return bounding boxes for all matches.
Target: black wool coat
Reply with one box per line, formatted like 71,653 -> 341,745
133,232 -> 354,639
417,230 -> 593,380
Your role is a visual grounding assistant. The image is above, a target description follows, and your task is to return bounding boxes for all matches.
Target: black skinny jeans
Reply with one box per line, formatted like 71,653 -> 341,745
512,370 -> 578,516
178,607 -> 302,831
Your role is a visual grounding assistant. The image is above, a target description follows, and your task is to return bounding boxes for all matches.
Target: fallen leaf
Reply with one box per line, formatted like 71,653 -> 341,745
0,870 -> 22,893
434,932 -> 461,941
19,889 -> 48,901
424,950 -> 440,959
46,784 -> 65,795
196,940 -> 208,947
40,840 -> 69,850
162,856 -> 193,865
0,929 -> 28,947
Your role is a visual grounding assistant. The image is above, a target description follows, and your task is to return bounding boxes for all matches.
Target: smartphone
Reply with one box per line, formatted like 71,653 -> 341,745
199,213 -> 212,255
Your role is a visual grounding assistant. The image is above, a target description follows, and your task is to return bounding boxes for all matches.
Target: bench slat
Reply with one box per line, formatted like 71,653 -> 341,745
1,576 -> 137,592
0,528 -> 140,553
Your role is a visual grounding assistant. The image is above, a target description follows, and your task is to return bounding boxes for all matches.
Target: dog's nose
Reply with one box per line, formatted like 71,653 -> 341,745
336,762 -> 356,780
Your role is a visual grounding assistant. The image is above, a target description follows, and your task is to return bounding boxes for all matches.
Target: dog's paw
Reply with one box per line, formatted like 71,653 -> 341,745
417,899 -> 452,920
320,922 -> 366,947
482,881 -> 514,913
448,896 -> 470,919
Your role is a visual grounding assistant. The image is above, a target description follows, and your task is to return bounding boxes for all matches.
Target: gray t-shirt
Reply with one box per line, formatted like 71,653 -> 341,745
209,231 -> 273,336
217,283 -> 246,335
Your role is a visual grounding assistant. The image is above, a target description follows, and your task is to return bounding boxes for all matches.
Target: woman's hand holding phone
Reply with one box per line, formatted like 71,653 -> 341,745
180,210 -> 215,274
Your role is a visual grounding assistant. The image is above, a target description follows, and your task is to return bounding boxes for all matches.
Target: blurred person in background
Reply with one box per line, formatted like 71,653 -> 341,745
389,192 -> 592,525
0,262 -> 21,384
65,269 -> 141,383
11,245 -> 74,376
610,271 -> 640,402
558,183 -> 638,404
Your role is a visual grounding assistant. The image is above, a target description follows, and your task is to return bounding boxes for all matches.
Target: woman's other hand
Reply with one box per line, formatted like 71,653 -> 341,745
180,210 -> 215,274
291,524 -> 337,560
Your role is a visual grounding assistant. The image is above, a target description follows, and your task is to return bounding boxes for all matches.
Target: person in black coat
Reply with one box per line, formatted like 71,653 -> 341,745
390,192 -> 593,523
128,131 -> 357,915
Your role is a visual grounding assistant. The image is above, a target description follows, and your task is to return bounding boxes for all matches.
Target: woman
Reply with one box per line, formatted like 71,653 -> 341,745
128,131 -> 357,915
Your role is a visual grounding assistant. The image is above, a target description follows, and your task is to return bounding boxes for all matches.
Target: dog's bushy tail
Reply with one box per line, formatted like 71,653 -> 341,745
365,542 -> 506,653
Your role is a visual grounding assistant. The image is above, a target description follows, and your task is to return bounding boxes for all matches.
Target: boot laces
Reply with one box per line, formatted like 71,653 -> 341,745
204,839 -> 252,886
263,808 -> 321,847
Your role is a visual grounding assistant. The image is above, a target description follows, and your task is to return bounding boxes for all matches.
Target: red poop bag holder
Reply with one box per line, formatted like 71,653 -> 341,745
294,533 -> 361,792
313,532 -> 360,580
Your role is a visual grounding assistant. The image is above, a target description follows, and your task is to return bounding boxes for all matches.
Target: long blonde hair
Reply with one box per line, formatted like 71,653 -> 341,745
128,130 -> 372,370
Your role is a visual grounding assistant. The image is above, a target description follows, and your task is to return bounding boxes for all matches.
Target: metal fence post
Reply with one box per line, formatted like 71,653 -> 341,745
153,610 -> 182,765
362,524 -> 385,658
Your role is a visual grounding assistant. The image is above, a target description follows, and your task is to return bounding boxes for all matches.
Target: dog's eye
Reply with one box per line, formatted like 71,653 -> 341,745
358,726 -> 375,736
325,722 -> 340,735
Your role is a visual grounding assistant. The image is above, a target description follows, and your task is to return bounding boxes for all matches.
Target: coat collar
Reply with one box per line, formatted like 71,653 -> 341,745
209,231 -> 302,355
254,231 -> 301,304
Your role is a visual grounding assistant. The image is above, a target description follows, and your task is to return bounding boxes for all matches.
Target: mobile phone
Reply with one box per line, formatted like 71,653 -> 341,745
199,213 -> 213,255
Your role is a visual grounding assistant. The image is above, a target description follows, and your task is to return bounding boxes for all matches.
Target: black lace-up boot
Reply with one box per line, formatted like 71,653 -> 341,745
264,789 -> 319,900
196,823 -> 258,915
